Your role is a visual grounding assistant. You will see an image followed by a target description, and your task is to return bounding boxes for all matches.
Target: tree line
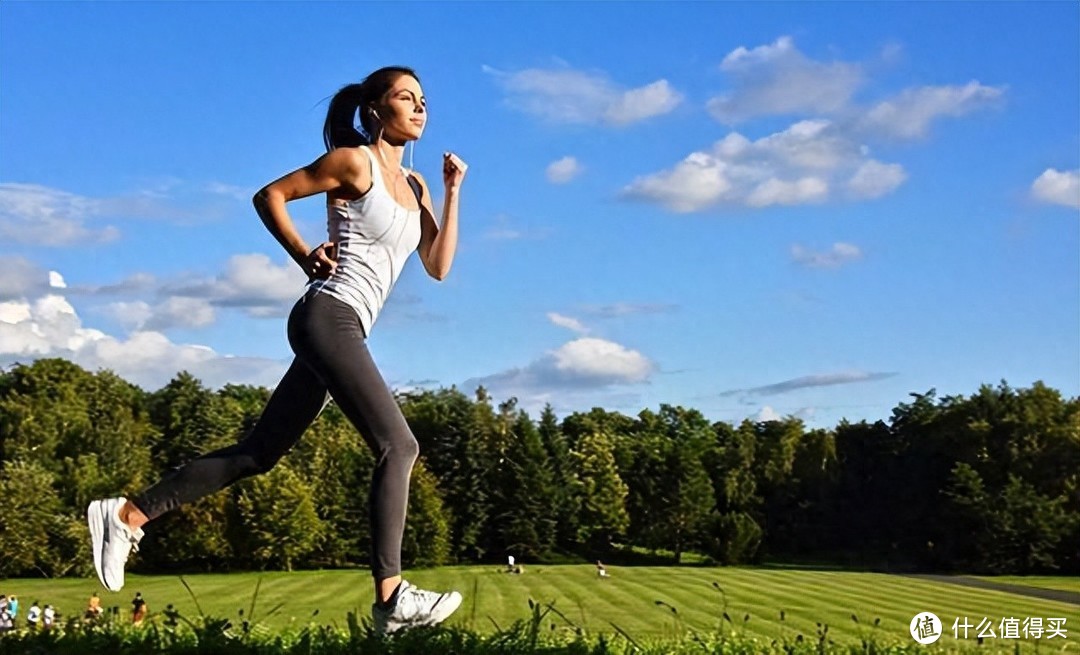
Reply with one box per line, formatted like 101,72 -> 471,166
0,358 -> 1076,577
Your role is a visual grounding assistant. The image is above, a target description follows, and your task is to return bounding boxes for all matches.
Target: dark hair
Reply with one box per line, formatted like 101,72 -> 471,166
323,66 -> 419,152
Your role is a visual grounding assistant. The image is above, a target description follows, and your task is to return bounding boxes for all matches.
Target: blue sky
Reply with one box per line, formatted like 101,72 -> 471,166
1,1 -> 1077,428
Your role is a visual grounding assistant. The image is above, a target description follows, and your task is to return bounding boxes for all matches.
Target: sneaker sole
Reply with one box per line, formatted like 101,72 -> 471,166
377,592 -> 463,635
86,501 -> 108,589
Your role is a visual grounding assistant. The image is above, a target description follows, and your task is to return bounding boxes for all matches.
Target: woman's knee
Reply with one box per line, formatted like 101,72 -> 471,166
239,451 -> 282,477
377,431 -> 419,466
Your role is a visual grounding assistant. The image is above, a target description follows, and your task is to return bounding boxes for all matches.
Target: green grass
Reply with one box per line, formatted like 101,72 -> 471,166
969,575 -> 1080,593
1,566 -> 1076,652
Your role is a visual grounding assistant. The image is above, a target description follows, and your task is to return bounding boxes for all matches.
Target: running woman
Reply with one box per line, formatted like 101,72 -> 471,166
88,65 -> 467,635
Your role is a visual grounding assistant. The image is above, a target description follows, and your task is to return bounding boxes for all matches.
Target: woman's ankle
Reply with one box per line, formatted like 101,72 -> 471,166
119,500 -> 148,531
376,576 -> 403,606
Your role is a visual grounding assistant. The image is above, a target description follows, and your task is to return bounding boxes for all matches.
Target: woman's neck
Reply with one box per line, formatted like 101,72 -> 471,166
373,138 -> 405,169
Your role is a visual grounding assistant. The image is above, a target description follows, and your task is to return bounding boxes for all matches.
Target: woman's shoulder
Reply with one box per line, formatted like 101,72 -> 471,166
327,144 -> 372,167
321,146 -> 375,186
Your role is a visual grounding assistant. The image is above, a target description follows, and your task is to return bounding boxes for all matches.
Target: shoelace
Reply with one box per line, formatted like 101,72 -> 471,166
399,587 -> 441,615
119,525 -> 140,553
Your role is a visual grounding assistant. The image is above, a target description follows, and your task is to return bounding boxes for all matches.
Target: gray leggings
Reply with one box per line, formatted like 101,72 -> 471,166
131,290 -> 419,579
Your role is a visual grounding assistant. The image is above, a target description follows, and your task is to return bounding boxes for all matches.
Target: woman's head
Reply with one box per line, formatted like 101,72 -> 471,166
323,66 -> 425,151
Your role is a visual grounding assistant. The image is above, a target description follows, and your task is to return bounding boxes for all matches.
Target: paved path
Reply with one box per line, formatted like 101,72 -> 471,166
903,574 -> 1080,606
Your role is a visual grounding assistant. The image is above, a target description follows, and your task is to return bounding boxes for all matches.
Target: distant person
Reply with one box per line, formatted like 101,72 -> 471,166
131,592 -> 147,624
87,65 -> 467,638
26,601 -> 41,630
7,595 -> 17,621
506,554 -> 516,572
86,592 -> 103,621
596,560 -> 609,578
42,604 -> 55,630
0,595 -> 10,633
163,603 -> 180,629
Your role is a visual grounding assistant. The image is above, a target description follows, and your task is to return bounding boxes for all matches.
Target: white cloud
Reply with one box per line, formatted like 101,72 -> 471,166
746,177 -> 829,207
481,214 -> 550,241
0,183 -> 121,246
622,120 -> 904,212
706,37 -> 1003,141
0,294 -> 286,390
7,254 -> 303,337
546,156 -> 584,184
106,297 -> 216,331
791,242 -> 863,269
621,151 -> 733,213
484,64 -> 682,126
104,301 -> 155,331
756,406 -> 782,422
1031,168 -> 1080,209
847,160 -> 908,199
0,301 -> 33,327
721,370 -> 896,397
0,257 -> 53,300
604,80 -> 682,125
580,302 -> 678,318
0,179 -> 251,247
205,182 -> 251,201
857,81 -> 1004,139
483,228 -> 524,241
546,312 -> 589,334
66,273 -> 157,297
709,36 -> 864,124
166,253 -> 307,318
464,336 -> 656,402
552,338 -> 653,383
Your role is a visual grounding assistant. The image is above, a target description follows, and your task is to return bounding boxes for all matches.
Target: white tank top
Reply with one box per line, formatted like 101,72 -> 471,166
308,146 -> 422,336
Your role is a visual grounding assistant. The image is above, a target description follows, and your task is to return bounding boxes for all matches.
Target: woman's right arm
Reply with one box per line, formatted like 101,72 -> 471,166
252,147 -> 367,279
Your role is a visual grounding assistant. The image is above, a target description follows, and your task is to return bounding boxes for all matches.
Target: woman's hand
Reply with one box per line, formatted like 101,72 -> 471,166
304,241 -> 338,280
443,152 -> 468,191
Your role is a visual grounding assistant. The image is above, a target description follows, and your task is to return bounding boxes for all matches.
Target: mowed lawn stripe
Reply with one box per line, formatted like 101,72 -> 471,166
2,566 -> 1077,652
971,576 -> 1080,594
700,570 -> 877,639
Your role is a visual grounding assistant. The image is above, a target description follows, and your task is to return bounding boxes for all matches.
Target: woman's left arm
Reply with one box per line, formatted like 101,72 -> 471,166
416,152 -> 468,281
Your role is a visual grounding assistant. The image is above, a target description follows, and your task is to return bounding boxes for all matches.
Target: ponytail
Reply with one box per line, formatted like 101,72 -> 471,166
322,84 -> 367,151
322,66 -> 420,152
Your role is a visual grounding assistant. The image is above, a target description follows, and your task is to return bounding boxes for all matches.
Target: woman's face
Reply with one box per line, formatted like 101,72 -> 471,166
377,75 -> 426,141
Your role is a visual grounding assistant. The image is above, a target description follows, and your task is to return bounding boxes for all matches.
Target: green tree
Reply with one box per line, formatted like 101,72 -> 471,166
700,420 -> 763,563
292,403 -> 374,568
402,460 -> 452,567
400,387 -> 489,562
662,441 -> 715,563
573,430 -> 630,552
538,405 -> 581,553
63,370 -> 155,509
0,460 -> 62,576
235,463 -> 323,571
148,372 -> 242,470
140,374 -> 246,571
489,411 -> 557,559
0,359 -> 95,474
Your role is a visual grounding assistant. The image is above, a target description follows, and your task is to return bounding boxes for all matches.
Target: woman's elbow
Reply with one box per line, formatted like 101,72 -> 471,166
427,262 -> 451,281
252,188 -> 270,211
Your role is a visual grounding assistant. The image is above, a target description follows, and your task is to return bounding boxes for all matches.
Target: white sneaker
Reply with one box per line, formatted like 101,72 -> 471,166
87,497 -> 144,592
371,580 -> 462,635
